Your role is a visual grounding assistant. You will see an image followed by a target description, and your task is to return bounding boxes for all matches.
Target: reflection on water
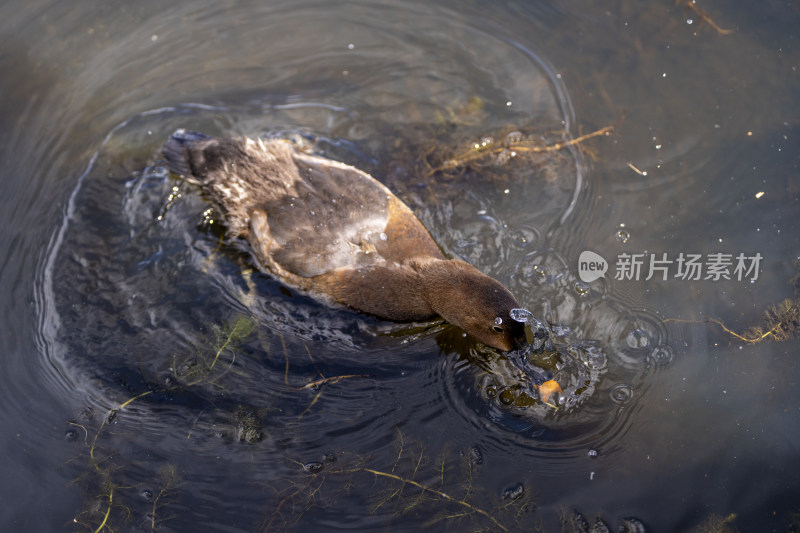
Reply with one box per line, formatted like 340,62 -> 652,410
0,0 -> 797,531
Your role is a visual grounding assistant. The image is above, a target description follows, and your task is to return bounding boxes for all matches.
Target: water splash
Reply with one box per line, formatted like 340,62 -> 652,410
510,308 -> 533,323
568,342 -> 608,371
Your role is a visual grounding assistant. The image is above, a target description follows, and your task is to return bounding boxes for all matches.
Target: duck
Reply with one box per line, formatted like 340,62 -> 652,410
163,129 -> 527,351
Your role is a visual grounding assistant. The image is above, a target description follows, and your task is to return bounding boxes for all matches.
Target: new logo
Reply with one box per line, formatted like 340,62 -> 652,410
578,251 -> 608,282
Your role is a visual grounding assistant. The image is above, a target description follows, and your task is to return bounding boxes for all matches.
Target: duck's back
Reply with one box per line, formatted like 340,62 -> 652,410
163,130 -> 444,283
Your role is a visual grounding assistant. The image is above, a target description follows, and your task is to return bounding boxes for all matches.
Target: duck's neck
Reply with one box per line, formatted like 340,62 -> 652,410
411,257 -> 486,327
318,259 -> 436,321
318,256 -> 492,324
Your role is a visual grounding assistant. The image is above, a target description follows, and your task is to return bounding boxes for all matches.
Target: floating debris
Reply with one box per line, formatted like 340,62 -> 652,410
426,122 -> 619,176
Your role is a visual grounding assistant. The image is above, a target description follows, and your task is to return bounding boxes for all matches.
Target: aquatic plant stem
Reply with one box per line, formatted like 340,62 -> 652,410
93,488 -> 113,533
209,326 -> 237,370
89,390 -> 154,468
361,468 -> 508,532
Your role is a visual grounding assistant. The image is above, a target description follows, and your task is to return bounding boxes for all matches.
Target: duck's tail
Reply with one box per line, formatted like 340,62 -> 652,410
162,129 -> 212,178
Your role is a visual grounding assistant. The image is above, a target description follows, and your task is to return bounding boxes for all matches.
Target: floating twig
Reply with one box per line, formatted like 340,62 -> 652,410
296,374 -> 372,391
428,121 -> 619,176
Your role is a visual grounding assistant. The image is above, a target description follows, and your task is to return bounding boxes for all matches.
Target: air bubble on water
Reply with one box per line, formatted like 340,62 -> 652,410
649,344 -> 674,366
495,149 -> 513,165
505,131 -> 523,144
610,384 -> 633,404
512,231 -> 528,244
574,281 -> 590,295
619,517 -> 646,532
467,446 -> 484,466
626,328 -> 650,349
505,226 -> 537,250
502,483 -> 524,501
379,232 -> 387,241
616,229 -> 631,243
303,461 -> 324,474
498,388 -> 515,405
588,449 -> 598,458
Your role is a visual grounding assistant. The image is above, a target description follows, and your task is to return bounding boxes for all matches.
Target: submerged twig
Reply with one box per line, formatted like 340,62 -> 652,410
678,0 -> 733,35
666,299 -> 800,344
705,317 -> 782,344
303,342 -> 325,381
296,374 -> 371,391
283,342 -> 372,417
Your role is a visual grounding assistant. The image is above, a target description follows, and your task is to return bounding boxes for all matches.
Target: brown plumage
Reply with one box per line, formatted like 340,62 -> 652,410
163,129 -> 525,351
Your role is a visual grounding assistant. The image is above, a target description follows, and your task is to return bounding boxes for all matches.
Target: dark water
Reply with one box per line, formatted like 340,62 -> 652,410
1,1 -> 798,531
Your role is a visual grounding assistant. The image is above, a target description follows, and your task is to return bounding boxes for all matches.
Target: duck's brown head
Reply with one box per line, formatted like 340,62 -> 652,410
414,258 -> 527,351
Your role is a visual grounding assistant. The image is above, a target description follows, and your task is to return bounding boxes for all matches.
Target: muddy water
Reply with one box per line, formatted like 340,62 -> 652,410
1,1 -> 798,531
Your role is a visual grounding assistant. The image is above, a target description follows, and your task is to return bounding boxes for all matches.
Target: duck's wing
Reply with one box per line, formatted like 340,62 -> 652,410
164,131 -> 444,281
250,150 -> 444,279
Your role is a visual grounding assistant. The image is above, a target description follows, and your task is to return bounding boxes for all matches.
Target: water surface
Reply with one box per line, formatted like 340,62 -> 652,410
1,1 -> 798,531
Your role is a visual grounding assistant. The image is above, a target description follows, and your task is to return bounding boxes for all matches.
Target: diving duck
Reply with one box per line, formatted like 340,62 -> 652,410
163,129 -> 526,351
